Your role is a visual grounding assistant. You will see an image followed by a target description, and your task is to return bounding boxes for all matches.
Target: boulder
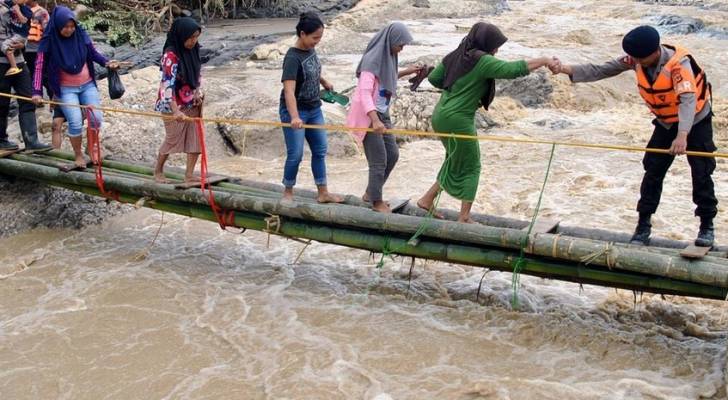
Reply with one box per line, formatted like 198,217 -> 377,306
389,86 -> 440,136
250,41 -> 291,61
654,15 -> 705,35
496,70 -> 553,107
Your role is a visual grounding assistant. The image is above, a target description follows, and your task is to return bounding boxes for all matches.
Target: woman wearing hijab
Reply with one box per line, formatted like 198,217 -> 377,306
31,6 -> 120,169
416,22 -> 556,223
154,17 -> 203,184
346,22 -> 422,213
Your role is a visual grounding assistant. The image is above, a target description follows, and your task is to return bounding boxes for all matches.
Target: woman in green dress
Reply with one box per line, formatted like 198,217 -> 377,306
417,22 -> 557,223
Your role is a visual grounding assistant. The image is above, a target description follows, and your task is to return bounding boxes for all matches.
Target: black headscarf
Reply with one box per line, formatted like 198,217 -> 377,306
162,17 -> 202,91
441,22 -> 508,110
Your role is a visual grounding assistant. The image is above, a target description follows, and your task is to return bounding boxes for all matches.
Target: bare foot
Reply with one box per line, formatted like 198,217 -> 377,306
372,201 -> 391,213
185,176 -> 201,184
317,193 -> 343,204
362,194 -> 389,206
154,174 -> 169,184
74,155 -> 86,169
416,198 -> 445,219
282,188 -> 294,202
457,217 -> 475,224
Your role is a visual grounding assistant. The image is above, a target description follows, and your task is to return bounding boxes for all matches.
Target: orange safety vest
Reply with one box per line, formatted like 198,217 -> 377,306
635,44 -> 710,124
28,5 -> 43,42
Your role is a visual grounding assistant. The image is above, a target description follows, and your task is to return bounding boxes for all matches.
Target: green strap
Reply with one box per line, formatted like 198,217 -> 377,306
376,236 -> 393,269
363,236 -> 391,296
511,143 -> 557,308
406,134 -> 456,246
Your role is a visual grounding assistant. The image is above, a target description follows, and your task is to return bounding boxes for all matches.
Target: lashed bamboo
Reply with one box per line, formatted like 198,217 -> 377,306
41,151 -> 727,253
32,179 -> 728,300
2,156 -> 728,289
230,177 -> 726,252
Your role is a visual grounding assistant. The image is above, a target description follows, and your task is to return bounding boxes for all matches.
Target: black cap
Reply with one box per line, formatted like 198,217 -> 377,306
622,26 -> 660,58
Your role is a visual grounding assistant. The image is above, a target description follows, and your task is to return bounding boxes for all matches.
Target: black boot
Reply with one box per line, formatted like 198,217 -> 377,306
0,118 -> 18,150
695,217 -> 715,248
630,213 -> 652,245
18,111 -> 51,151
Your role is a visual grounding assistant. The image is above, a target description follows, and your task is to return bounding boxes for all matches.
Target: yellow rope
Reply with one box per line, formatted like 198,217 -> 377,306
5,91 -> 725,159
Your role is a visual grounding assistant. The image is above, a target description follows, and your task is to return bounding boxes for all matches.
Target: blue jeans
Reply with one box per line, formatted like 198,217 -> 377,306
59,81 -> 103,137
279,104 -> 328,187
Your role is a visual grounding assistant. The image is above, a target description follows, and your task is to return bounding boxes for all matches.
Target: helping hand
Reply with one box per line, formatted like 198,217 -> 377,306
547,57 -> 562,74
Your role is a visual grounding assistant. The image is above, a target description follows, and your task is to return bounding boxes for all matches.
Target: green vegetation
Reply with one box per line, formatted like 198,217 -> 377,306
56,0 -> 290,46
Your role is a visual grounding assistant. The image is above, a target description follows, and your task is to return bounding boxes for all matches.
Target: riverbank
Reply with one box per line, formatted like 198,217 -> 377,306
2,1 -> 728,397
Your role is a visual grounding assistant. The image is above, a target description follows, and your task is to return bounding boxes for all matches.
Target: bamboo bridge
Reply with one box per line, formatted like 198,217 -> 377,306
2,149 -> 728,301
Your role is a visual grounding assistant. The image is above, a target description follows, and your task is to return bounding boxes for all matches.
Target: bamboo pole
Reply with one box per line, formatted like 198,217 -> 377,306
38,180 -> 728,300
31,152 -> 289,200
230,177 -> 727,252
41,151 -> 279,198
3,157 -> 728,288
42,151 -> 719,255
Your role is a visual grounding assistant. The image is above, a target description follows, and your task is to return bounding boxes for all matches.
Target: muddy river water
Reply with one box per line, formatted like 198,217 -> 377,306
2,0 -> 728,398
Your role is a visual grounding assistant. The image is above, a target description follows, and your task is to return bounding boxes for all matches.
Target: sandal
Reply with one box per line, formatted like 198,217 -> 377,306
4,67 -> 22,76
409,65 -> 435,91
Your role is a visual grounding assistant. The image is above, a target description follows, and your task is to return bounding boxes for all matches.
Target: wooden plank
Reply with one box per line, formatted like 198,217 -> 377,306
0,148 -> 20,158
680,245 -> 711,259
523,218 -> 560,234
58,163 -> 86,173
58,160 -> 93,173
390,198 -> 410,213
174,175 -> 229,189
20,147 -> 52,155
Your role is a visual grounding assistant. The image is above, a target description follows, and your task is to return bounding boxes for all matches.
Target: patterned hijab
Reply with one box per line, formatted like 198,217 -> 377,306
162,17 -> 202,91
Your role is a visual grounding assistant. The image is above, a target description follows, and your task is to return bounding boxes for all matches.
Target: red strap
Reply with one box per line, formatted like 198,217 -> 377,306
194,117 -> 232,229
85,107 -> 119,201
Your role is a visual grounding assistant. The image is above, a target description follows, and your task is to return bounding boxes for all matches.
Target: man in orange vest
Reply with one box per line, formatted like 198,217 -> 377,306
553,26 -> 716,247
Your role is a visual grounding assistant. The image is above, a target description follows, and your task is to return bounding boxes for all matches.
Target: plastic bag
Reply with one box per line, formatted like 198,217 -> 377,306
107,69 -> 125,100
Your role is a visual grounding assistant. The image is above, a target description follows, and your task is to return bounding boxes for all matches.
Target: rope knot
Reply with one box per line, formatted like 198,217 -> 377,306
264,214 -> 281,249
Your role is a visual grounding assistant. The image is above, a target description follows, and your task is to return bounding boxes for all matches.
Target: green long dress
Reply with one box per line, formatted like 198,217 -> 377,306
428,55 -> 528,201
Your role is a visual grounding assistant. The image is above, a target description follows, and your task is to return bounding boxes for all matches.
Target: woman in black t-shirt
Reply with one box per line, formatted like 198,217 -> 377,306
279,12 -> 342,203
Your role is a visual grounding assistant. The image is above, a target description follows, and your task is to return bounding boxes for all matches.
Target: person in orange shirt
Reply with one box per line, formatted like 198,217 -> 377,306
23,0 -> 47,78
552,26 -> 716,247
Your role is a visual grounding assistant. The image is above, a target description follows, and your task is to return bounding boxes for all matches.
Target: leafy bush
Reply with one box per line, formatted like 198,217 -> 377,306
68,0 -> 292,46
